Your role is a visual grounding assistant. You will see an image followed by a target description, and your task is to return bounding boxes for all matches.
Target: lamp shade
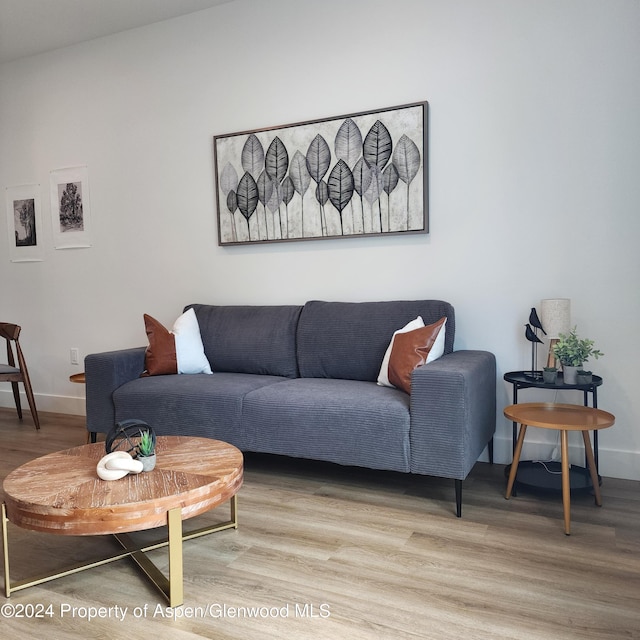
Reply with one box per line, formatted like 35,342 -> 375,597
540,299 -> 571,339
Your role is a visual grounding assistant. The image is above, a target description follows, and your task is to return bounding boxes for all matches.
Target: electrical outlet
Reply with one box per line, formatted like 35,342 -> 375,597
70,348 -> 80,365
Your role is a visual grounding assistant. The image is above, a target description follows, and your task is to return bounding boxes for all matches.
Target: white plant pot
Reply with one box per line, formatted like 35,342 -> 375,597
562,365 -> 580,385
139,454 -> 156,472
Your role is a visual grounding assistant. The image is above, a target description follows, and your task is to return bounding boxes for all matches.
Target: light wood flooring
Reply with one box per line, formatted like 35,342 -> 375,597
0,409 -> 639,639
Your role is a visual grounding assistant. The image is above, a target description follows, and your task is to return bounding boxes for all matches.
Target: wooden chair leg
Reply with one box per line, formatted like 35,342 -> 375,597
10,381 -> 23,419
506,424 -> 527,499
561,430 -> 571,535
582,430 -> 602,506
23,379 -> 40,430
17,367 -> 40,430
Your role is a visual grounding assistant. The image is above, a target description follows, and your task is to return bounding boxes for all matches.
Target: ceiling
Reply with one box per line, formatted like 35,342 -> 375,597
0,0 -> 234,64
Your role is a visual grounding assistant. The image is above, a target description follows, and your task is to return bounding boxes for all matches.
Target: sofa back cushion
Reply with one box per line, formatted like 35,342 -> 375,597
186,304 -> 303,378
297,300 -> 455,381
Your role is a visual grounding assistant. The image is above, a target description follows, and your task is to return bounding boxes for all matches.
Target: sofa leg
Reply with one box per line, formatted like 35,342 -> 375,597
455,479 -> 462,517
488,437 -> 494,464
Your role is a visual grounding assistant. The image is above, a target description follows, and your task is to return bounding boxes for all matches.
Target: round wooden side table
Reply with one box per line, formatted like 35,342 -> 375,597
503,402 -> 615,535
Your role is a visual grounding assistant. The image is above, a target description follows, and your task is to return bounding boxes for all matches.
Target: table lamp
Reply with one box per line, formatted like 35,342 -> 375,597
540,298 -> 571,368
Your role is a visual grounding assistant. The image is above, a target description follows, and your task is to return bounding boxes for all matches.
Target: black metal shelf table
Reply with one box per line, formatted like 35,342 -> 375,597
503,371 -> 603,493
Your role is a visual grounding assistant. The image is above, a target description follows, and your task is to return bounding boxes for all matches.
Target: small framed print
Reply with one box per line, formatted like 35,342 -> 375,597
5,184 -> 43,262
50,166 -> 92,249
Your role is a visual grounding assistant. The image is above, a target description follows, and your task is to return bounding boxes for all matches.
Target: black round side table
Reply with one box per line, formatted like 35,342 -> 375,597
503,371 -> 603,493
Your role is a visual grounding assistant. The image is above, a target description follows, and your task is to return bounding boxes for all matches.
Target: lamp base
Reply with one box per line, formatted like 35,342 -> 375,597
546,338 -> 559,368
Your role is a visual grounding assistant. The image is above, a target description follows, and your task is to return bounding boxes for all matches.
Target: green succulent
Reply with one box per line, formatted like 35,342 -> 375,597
137,430 -> 155,457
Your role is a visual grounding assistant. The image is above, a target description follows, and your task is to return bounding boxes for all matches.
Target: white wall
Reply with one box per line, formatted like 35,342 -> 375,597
1,0 -> 639,479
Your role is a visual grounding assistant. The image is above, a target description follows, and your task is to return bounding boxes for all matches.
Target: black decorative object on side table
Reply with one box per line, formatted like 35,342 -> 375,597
503,370 -> 603,493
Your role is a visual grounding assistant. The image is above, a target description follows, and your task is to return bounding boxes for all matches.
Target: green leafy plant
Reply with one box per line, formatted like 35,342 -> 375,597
543,366 -> 557,372
553,327 -> 603,367
137,430 -> 155,457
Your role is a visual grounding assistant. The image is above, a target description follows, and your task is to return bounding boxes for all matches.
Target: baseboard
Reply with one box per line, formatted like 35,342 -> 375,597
492,433 -> 640,482
0,389 -> 85,417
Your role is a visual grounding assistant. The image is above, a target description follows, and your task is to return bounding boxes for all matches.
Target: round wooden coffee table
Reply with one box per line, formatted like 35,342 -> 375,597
2,436 -> 243,606
504,403 -> 614,535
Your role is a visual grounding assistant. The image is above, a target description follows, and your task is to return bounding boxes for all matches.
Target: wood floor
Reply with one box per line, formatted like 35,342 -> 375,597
1,409 -> 639,639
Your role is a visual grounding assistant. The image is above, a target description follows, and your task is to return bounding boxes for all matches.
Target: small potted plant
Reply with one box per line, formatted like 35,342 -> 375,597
136,429 -> 156,471
576,369 -> 593,385
542,366 -> 558,384
553,326 -> 603,384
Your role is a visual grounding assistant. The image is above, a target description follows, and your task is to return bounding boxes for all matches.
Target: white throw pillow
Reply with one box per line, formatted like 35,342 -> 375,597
377,316 -> 447,388
427,317 -> 447,364
172,308 -> 213,374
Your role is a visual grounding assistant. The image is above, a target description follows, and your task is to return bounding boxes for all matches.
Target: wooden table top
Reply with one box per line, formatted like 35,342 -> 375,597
3,436 -> 243,536
503,402 -> 615,432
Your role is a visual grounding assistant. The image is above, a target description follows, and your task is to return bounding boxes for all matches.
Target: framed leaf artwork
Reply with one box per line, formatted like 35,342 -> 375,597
213,101 -> 428,245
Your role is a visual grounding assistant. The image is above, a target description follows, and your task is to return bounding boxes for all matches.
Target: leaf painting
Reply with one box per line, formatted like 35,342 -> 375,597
265,136 -> 289,184
257,171 -> 274,240
306,134 -> 332,234
306,134 -> 331,184
226,190 -> 238,242
363,165 -> 383,232
290,151 -> 311,195
241,134 -> 265,178
289,151 -> 311,236
281,176 -> 295,237
220,162 -> 238,196
363,120 -> 392,170
315,180 -> 329,235
266,180 -> 283,239
383,163 -> 400,231
352,157 -> 372,232
327,160 -> 354,234
214,102 -> 427,244
392,134 -> 421,229
236,172 -> 258,240
334,118 -> 362,167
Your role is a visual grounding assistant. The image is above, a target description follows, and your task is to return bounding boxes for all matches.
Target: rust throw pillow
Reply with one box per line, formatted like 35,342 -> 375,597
387,317 -> 447,394
143,314 -> 178,376
142,308 -> 212,376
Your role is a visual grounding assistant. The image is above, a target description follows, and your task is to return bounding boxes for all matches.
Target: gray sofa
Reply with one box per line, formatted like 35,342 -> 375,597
85,300 -> 496,516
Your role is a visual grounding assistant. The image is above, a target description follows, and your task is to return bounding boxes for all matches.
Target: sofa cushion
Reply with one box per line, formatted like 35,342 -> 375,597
186,304 -> 303,378
242,378 -> 411,472
113,372 -> 289,449
388,317 -> 447,394
297,300 -> 455,381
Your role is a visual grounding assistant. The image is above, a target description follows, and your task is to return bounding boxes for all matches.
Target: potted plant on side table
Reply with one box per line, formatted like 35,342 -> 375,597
553,327 -> 603,384
577,370 -> 593,385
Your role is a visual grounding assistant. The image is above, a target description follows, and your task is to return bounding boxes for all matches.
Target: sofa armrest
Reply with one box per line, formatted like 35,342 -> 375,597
409,350 -> 496,480
84,347 -> 146,435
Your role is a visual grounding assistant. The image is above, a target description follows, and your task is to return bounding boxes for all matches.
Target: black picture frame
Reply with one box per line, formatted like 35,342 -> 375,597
213,101 -> 428,245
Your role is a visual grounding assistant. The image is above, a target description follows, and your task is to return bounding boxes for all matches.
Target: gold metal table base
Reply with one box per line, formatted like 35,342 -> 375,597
1,495 -> 238,608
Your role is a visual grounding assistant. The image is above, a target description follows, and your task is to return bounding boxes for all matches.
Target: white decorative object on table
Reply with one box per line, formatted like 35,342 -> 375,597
96,451 -> 143,481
